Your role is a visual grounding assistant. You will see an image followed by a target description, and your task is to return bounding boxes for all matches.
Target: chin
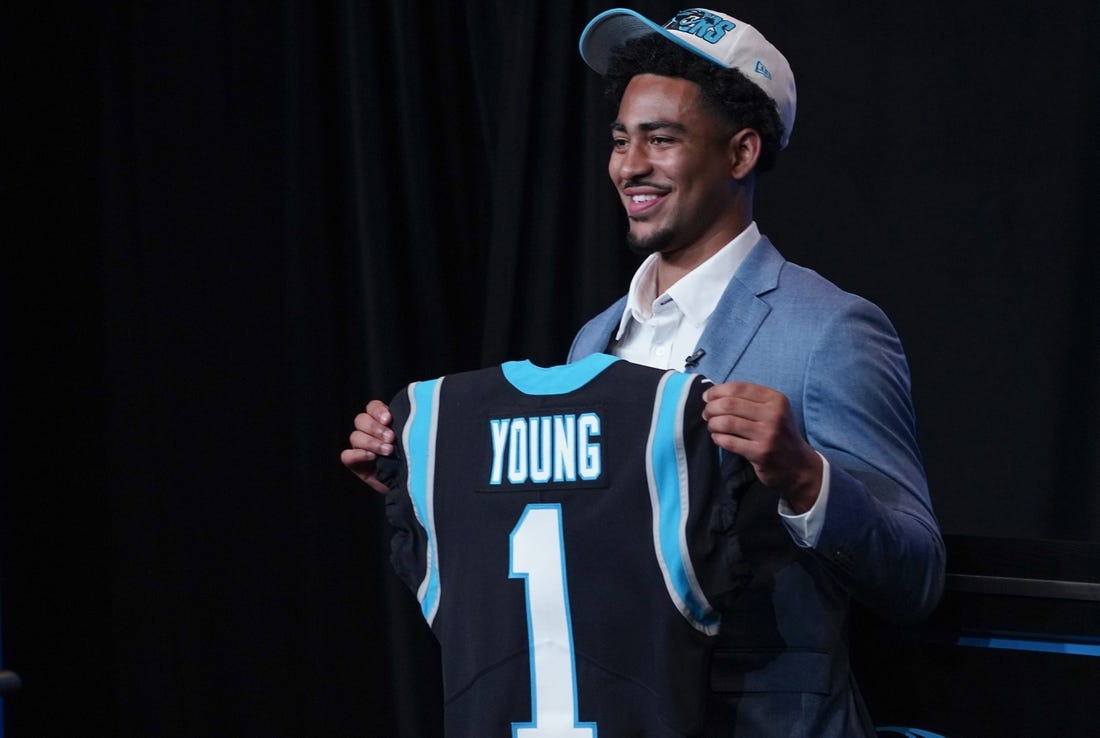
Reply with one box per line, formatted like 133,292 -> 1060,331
626,226 -> 677,256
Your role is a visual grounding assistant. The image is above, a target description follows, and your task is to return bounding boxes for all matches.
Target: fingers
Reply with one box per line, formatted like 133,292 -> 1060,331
702,380 -> 776,404
365,399 -> 392,425
351,403 -> 395,456
340,447 -> 376,466
341,400 -> 397,494
702,383 -> 772,458
705,414 -> 766,447
339,448 -> 391,494
706,428 -> 756,461
702,383 -> 787,429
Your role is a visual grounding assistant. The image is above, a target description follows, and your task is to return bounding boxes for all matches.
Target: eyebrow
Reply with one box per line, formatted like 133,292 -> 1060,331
610,120 -> 687,133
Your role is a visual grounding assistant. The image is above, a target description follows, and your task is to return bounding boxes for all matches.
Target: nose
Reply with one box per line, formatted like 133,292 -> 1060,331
612,141 -> 651,183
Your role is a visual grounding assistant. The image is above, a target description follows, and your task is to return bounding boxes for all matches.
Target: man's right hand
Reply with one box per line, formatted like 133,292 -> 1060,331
340,400 -> 395,494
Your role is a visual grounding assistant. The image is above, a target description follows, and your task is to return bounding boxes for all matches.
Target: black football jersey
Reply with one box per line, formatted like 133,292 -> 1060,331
378,353 -> 751,737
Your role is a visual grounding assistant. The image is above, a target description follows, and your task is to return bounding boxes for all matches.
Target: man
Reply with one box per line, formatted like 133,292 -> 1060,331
344,8 -> 945,737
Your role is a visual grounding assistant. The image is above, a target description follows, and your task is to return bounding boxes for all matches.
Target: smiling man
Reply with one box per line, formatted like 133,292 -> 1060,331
566,8 -> 945,737
344,7 -> 945,737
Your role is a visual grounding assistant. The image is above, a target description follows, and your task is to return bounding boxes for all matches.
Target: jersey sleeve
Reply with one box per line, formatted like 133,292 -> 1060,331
376,385 -> 432,605
680,376 -> 755,612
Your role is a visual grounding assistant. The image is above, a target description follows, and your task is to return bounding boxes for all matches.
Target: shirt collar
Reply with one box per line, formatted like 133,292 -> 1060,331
615,222 -> 762,340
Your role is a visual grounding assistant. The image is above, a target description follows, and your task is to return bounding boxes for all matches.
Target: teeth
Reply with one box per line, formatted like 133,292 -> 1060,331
631,194 -> 658,203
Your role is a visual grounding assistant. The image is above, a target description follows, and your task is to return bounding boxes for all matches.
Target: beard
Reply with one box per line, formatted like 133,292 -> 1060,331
625,224 -> 678,256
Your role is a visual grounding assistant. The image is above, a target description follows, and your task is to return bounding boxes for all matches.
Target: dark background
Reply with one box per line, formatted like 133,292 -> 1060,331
2,2 -> 1097,736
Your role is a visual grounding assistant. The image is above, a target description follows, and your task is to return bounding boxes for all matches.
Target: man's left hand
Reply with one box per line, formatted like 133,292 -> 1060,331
702,381 -> 823,513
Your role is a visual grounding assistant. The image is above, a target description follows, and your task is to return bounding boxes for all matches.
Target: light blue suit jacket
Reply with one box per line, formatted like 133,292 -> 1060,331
568,236 -> 945,737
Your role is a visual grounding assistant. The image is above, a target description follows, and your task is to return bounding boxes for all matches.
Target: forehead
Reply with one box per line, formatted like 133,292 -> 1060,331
614,74 -> 715,130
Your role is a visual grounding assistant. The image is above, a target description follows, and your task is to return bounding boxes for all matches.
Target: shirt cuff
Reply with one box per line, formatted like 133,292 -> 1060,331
777,452 -> 831,548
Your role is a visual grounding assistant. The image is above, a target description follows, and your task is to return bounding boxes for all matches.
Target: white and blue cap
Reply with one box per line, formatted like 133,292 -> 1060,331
579,7 -> 796,148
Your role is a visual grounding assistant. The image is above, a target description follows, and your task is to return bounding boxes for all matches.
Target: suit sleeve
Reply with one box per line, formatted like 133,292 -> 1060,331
803,299 -> 946,623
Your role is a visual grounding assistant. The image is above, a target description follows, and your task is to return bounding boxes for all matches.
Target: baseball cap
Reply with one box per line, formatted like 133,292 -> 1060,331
579,7 -> 796,148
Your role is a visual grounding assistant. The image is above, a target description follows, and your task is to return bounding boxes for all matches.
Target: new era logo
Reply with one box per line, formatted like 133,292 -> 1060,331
754,60 -> 773,80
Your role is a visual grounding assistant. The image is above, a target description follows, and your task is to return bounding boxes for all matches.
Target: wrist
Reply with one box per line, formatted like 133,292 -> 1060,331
783,451 -> 824,514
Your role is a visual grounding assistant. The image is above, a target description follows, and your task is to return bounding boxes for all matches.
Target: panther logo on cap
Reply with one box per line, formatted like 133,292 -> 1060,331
664,8 -> 735,45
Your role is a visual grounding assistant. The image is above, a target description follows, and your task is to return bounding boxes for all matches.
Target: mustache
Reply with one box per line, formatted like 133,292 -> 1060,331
622,178 -> 667,190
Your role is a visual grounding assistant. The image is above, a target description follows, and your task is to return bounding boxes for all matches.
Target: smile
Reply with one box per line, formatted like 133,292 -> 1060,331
625,191 -> 665,216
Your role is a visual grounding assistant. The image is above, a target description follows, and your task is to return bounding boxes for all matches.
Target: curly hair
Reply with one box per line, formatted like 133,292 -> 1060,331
604,34 -> 784,173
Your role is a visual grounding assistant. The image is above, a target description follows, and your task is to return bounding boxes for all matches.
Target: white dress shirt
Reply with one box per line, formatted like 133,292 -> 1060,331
608,222 -> 831,547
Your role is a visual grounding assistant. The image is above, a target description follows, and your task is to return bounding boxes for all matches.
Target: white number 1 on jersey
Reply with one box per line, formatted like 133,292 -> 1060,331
509,504 -> 597,737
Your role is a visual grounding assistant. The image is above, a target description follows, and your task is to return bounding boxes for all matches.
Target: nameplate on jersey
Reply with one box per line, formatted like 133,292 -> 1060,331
482,409 -> 608,492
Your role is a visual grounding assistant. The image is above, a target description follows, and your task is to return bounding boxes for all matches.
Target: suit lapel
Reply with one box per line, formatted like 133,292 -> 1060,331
571,295 -> 627,360
691,237 -> 784,383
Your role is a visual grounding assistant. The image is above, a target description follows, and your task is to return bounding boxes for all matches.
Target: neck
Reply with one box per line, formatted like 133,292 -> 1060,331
655,199 -> 754,294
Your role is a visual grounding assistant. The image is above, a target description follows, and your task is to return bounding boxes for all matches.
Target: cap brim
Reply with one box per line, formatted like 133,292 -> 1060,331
579,9 -> 666,75
579,8 -> 729,76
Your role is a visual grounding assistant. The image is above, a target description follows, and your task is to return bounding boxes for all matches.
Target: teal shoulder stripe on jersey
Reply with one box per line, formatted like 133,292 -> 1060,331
647,372 -> 719,634
501,352 -> 619,395
406,378 -> 444,625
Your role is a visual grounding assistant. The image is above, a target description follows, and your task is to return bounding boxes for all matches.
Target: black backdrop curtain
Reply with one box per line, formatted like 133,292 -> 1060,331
3,2 -> 1098,737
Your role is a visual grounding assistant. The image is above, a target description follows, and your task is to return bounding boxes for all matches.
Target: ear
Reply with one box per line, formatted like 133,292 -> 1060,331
726,128 -> 762,180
